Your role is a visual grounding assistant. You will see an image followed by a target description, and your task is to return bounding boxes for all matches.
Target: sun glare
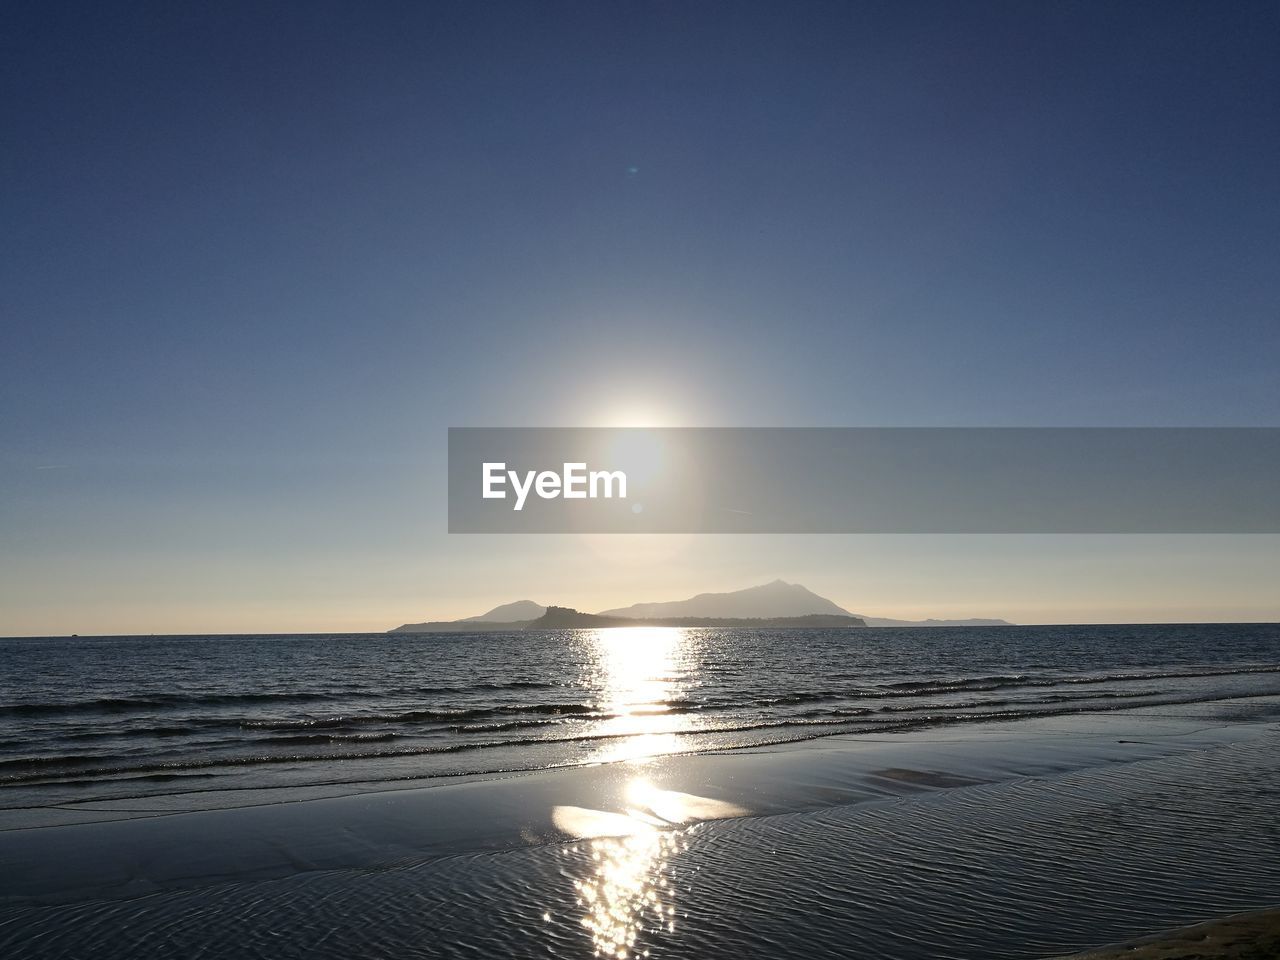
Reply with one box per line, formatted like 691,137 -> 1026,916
586,628 -> 685,763
607,429 -> 665,488
589,401 -> 675,428
550,772 -> 747,959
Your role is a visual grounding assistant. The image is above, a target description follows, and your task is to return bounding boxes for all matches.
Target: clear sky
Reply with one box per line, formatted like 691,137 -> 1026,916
2,1 -> 1278,634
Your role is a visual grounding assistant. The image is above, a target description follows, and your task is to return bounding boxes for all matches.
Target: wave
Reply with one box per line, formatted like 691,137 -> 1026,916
7,688 -> 1279,789
874,664 -> 1280,697
0,691 -> 338,717
0,680 -> 567,719
239,701 -> 605,732
8,664 -> 1280,765
9,664 -> 1275,731
252,732 -> 400,747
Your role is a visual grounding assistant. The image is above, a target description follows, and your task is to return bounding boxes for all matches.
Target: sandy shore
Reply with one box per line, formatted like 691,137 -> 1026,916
3,701 -> 1279,959
0,708 -> 1256,901
1057,906 -> 1280,958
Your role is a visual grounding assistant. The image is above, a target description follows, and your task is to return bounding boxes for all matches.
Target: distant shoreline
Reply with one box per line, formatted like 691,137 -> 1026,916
7,621 -> 1280,640
494,606 -> 867,631
388,578 -> 1014,633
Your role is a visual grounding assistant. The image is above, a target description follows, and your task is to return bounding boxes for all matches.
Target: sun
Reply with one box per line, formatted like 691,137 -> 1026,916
590,401 -> 676,429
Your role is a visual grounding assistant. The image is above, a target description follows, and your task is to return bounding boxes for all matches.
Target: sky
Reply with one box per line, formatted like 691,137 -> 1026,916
2,1 -> 1278,634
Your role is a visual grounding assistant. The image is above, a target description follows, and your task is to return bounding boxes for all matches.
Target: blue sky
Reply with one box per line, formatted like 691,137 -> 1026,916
3,2 -> 1278,633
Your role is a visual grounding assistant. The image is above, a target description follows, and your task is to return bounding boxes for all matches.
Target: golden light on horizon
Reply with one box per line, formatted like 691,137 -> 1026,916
578,533 -> 694,568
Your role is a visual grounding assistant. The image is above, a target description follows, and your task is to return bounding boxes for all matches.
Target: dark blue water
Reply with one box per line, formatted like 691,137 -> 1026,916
2,624 -> 1279,810
4,624 -> 1280,960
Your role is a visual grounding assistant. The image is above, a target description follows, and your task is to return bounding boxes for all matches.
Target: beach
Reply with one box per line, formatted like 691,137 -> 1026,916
1059,908 -> 1280,959
7,0 -> 1279,951
3,687 -> 1280,959
7,0 -> 1279,953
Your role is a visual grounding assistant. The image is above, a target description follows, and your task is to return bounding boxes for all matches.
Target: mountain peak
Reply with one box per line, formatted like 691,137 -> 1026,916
462,600 -> 547,623
391,582 -> 1013,633
598,580 -> 851,620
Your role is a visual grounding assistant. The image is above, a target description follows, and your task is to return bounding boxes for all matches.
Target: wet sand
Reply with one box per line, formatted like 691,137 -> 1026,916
1058,906 -> 1280,958
3,700 -> 1280,958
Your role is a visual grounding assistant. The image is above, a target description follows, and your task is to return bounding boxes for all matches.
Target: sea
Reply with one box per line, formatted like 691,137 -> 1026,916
3,623 -> 1279,813
4,623 -> 1280,959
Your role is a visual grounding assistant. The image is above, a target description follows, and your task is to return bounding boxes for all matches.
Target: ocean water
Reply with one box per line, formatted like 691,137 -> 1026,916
4,624 -> 1280,960
2,623 -> 1279,812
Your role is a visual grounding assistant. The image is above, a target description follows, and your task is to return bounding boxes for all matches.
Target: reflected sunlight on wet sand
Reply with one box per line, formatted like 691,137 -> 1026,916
555,629 -> 748,958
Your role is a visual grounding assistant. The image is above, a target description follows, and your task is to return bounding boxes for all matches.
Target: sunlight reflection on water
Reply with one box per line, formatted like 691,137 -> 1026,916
549,629 -> 749,957
552,779 -> 747,958
586,628 -> 691,764
573,822 -> 678,958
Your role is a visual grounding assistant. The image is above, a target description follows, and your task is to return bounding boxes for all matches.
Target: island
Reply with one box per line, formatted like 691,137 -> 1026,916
528,606 -> 867,629
388,579 -> 1011,633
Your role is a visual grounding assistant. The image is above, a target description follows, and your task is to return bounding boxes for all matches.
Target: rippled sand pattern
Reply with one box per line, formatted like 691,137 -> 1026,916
4,732 -> 1279,959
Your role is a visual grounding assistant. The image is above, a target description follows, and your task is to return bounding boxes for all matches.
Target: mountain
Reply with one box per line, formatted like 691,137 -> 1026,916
597,579 -> 851,620
389,580 -> 1013,632
529,606 -> 866,630
462,600 -> 546,622
389,618 -> 535,634
390,599 -> 544,633
598,579 -> 1012,627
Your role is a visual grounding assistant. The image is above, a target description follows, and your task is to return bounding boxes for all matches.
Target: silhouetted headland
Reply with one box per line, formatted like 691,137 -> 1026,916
529,605 -> 867,629
389,579 -> 1010,633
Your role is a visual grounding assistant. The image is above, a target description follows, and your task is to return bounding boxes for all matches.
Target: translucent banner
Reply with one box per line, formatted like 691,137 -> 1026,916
447,428 -> 1280,533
